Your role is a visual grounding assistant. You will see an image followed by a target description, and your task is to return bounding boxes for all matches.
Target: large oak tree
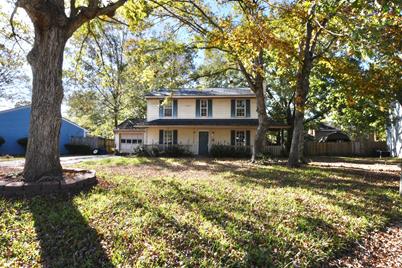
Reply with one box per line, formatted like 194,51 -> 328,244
13,0 -> 128,181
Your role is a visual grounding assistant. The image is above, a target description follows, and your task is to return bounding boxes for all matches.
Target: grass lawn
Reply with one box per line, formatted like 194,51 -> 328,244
0,156 -> 23,161
1,157 -> 401,267
310,156 -> 401,165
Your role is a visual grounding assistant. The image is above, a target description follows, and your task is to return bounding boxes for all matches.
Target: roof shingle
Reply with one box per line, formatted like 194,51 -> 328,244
145,88 -> 255,97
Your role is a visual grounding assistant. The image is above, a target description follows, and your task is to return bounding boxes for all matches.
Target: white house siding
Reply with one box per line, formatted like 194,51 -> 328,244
177,99 -> 195,118
387,101 -> 402,157
145,127 -> 256,155
146,97 -> 258,120
116,131 -> 146,154
147,99 -> 160,121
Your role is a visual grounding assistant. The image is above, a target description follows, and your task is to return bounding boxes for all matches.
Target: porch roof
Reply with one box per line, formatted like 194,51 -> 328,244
116,118 -> 290,130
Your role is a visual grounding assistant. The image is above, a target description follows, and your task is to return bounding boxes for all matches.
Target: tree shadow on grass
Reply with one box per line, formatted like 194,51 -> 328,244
146,179 -> 340,267
28,196 -> 113,268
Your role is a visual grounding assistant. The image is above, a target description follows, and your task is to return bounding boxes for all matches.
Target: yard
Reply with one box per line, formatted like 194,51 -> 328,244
0,157 -> 401,267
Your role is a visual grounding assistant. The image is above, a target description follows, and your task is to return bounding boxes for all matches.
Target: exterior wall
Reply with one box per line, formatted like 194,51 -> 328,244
146,97 -> 257,120
145,127 -> 256,155
147,99 -> 160,121
387,101 -> 402,157
0,106 -> 86,155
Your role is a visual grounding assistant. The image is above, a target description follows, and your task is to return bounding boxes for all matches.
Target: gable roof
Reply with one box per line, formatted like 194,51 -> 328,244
0,105 -> 87,132
116,118 -> 147,129
145,88 -> 255,98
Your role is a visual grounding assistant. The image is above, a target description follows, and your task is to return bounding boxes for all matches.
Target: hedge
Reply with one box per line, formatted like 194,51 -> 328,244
209,144 -> 251,158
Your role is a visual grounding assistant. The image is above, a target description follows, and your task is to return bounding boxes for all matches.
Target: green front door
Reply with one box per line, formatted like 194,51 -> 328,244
198,132 -> 209,156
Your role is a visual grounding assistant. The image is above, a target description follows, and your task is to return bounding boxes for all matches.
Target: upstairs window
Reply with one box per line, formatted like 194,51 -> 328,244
163,102 -> 173,117
200,99 -> 208,117
235,100 -> 246,117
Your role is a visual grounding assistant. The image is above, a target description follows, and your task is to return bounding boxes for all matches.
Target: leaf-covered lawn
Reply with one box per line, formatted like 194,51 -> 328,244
1,157 -> 401,267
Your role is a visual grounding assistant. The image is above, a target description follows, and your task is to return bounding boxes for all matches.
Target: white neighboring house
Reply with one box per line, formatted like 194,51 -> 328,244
387,101 -> 402,157
114,88 -> 288,155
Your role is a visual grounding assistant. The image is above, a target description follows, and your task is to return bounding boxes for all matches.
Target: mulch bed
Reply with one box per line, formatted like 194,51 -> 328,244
328,222 -> 402,267
0,169 -> 97,198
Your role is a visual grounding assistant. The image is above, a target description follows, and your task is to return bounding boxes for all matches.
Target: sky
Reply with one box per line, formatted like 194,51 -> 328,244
0,2 -> 32,111
0,0 -> 234,113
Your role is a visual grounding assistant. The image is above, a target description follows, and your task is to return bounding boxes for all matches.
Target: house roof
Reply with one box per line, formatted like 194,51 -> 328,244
145,88 -> 255,98
116,118 -> 290,129
318,132 -> 351,142
116,118 -> 147,129
0,105 -> 87,132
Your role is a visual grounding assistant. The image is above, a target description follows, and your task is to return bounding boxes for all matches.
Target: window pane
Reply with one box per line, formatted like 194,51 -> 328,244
163,102 -> 173,117
127,139 -> 132,144
200,100 -> 208,117
164,130 -> 173,145
235,131 -> 246,146
236,100 -> 246,116
121,139 -> 126,143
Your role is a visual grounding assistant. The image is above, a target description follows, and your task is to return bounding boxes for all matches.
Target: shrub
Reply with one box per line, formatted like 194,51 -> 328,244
64,144 -> 92,155
0,137 -> 5,146
210,144 -> 251,158
132,145 -> 192,157
132,146 -> 152,157
17,137 -> 28,148
162,145 -> 192,157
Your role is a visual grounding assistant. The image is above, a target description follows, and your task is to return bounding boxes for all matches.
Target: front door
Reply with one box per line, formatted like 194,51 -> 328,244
198,131 -> 209,156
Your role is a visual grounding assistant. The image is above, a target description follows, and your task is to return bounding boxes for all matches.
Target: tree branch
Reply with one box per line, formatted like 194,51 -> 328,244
67,0 -> 127,37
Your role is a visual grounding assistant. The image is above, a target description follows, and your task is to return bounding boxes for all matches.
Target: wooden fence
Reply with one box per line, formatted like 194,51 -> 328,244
70,136 -> 115,153
305,141 -> 387,156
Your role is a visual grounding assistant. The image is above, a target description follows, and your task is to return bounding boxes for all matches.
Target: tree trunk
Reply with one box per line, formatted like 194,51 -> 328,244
288,58 -> 312,167
23,26 -> 67,181
251,85 -> 269,162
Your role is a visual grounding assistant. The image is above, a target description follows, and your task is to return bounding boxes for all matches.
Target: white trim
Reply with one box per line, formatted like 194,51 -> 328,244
199,99 -> 209,117
162,101 -> 173,117
0,105 -> 88,132
147,95 -> 256,99
0,105 -> 31,114
163,130 -> 174,145
62,117 -> 88,132
235,99 -> 246,117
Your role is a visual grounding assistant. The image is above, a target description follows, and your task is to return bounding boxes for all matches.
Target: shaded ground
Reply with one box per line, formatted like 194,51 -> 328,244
0,155 -> 117,168
329,222 -> 402,267
0,157 -> 401,267
309,156 -> 400,173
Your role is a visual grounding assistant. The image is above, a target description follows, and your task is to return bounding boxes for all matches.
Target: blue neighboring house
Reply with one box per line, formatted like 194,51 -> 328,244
0,106 -> 87,155
387,101 -> 402,158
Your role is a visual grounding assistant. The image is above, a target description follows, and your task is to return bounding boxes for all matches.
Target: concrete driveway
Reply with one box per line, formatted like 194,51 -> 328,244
0,155 -> 117,169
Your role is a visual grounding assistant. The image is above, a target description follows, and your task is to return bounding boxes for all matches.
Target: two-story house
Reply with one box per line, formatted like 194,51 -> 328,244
114,88 -> 288,155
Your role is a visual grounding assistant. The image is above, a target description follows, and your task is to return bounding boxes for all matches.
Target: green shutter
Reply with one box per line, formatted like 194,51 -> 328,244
196,99 -> 200,117
173,130 -> 178,144
159,100 -> 163,117
173,100 -> 178,118
246,99 -> 250,117
246,130 -> 250,146
231,130 -> 235,145
208,99 -> 212,117
159,130 -> 164,144
231,100 -> 235,117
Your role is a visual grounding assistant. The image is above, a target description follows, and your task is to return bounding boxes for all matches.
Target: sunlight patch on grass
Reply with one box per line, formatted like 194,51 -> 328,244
1,157 -> 401,267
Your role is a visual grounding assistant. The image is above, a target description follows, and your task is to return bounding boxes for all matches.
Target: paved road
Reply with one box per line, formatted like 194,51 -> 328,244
0,155 -> 117,169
